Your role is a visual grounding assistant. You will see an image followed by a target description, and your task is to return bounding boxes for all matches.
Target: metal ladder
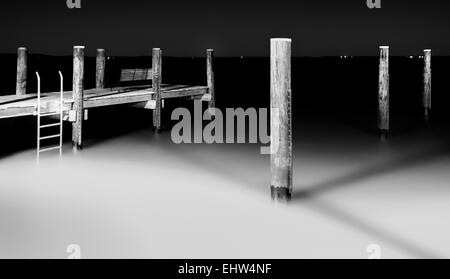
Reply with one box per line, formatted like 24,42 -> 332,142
36,71 -> 64,160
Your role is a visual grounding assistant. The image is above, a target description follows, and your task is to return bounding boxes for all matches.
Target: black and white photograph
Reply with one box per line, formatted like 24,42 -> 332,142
0,0 -> 450,263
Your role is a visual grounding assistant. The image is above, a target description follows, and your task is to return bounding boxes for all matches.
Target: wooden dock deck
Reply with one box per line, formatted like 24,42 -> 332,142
2,46 -> 215,153
0,84 -> 210,119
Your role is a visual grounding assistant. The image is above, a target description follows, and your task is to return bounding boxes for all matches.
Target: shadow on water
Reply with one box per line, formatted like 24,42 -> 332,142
296,197 -> 443,259
293,142 -> 450,199
83,106 -> 154,149
0,117 -> 37,160
159,140 -> 268,194
160,131 -> 449,258
290,134 -> 450,259
0,106 -> 155,160
154,108 -> 450,259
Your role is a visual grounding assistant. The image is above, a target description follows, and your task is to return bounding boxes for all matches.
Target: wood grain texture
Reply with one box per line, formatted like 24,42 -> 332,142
152,48 -> 162,131
270,38 -> 292,201
96,49 -> 106,89
207,49 -> 215,111
16,47 -> 27,96
162,86 -> 208,99
378,46 -> 389,132
72,46 -> 85,152
423,49 -> 432,119
120,69 -> 152,82
0,85 -> 208,119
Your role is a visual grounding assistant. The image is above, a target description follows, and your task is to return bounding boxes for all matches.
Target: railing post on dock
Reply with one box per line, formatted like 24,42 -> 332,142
270,38 -> 292,202
16,47 -> 27,96
152,48 -> 162,131
96,48 -> 106,89
207,49 -> 215,112
378,46 -> 389,139
423,49 -> 432,122
72,46 -> 85,152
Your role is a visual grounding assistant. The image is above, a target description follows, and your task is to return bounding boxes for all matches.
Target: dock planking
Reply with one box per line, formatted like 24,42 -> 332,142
0,84 -> 210,119
0,46 -> 214,135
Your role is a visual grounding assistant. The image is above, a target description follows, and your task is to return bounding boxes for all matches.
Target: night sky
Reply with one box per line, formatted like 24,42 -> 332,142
1,0 -> 449,56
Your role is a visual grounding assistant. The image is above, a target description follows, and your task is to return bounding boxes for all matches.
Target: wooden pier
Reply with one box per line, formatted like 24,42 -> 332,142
270,38 -> 292,202
2,40 -> 437,202
423,49 -> 432,122
0,46 -> 214,152
378,46 -> 389,139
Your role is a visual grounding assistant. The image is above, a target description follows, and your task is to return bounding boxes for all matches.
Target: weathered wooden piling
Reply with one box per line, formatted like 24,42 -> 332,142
72,46 -> 85,152
207,49 -> 215,112
16,47 -> 27,96
423,49 -> 432,122
378,46 -> 389,139
270,38 -> 292,202
152,48 -> 162,131
96,48 -> 106,89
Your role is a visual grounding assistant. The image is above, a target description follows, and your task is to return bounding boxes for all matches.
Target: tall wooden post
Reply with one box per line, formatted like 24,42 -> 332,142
96,48 -> 106,89
270,38 -> 292,202
16,47 -> 27,96
152,48 -> 162,131
423,49 -> 432,122
207,49 -> 215,111
378,46 -> 389,139
72,46 -> 85,152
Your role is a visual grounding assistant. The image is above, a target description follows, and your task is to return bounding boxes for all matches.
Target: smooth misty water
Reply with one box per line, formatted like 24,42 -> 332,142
0,56 -> 450,258
1,122 -> 450,259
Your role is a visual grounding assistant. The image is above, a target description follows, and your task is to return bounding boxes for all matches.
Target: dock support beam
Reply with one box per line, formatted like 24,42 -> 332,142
207,49 -> 215,112
96,48 -> 106,89
423,49 -> 432,122
152,48 -> 162,131
378,46 -> 389,139
270,38 -> 292,202
16,47 -> 27,96
72,46 -> 85,152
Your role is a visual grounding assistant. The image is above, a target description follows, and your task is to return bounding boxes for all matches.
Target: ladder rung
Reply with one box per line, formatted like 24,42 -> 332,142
39,146 -> 60,153
40,112 -> 61,117
40,123 -> 60,128
39,134 -> 61,140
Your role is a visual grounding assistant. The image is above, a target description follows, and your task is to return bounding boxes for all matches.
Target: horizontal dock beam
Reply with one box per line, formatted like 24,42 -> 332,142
0,85 -> 210,119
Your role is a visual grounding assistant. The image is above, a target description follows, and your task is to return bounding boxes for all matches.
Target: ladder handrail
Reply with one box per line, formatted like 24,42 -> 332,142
36,72 -> 41,161
58,71 -> 63,157
36,71 -> 64,161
